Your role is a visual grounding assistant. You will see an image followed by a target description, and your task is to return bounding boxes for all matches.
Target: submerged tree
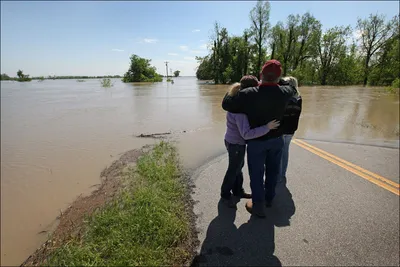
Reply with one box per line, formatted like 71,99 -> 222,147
17,70 -> 24,79
122,54 -> 162,83
195,5 -> 398,88
315,26 -> 351,85
16,70 -> 32,82
1,73 -> 12,80
173,70 -> 180,77
357,14 -> 398,86
249,0 -> 271,76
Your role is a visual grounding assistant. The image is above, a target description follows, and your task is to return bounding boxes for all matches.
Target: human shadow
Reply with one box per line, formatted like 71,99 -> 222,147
191,181 -> 295,267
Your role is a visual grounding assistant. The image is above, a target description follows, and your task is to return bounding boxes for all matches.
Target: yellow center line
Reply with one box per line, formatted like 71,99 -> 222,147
292,139 -> 400,196
295,139 -> 400,189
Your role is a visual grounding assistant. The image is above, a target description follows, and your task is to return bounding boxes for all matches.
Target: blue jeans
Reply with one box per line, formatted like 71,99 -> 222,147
247,137 -> 284,203
278,135 -> 293,182
221,140 -> 246,199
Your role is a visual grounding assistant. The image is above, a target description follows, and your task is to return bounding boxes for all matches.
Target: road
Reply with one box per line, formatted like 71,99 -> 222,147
191,139 -> 399,266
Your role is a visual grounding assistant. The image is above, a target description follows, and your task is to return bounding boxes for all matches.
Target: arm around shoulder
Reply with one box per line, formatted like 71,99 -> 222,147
222,91 -> 246,113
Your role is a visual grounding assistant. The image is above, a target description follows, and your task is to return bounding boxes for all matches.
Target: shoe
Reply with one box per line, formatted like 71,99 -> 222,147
220,196 -> 237,209
266,201 -> 272,208
245,200 -> 266,218
234,190 -> 252,199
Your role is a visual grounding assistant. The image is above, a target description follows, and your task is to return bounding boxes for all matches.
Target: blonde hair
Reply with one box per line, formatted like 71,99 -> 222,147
282,76 -> 300,96
228,82 -> 241,96
228,75 -> 259,96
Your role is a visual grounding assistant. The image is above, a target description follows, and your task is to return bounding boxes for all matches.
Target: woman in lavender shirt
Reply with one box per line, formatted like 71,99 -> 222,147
221,75 -> 280,208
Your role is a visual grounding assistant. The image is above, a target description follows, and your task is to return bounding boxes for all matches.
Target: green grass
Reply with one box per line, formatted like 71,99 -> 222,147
46,142 -> 191,266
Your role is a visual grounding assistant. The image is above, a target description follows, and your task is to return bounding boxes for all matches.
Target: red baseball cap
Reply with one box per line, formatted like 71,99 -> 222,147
261,60 -> 282,81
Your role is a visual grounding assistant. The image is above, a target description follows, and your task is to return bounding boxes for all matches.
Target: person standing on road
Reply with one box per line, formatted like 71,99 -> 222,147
222,60 -> 297,218
277,76 -> 302,183
221,75 -> 280,208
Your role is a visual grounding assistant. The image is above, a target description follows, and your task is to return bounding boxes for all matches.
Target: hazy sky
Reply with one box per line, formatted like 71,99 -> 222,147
1,1 -> 398,77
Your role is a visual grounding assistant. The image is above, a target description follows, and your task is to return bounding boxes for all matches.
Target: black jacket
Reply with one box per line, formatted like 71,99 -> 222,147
280,95 -> 302,135
222,82 -> 297,140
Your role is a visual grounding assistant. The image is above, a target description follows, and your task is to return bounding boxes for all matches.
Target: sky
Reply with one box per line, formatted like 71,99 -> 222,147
1,1 -> 399,77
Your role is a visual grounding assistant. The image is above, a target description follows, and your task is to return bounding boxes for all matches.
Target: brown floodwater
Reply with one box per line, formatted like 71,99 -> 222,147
1,77 -> 399,265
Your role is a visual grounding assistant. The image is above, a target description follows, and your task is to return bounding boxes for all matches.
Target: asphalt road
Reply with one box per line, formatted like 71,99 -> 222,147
191,139 -> 399,266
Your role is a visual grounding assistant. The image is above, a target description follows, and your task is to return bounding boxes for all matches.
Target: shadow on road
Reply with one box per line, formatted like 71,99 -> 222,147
191,181 -> 295,266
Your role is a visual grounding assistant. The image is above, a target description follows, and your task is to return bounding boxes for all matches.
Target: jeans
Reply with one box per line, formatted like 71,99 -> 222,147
278,134 -> 293,183
247,137 -> 284,203
220,140 -> 246,199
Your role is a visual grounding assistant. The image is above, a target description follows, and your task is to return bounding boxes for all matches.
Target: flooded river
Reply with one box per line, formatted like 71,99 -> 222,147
1,77 -> 399,265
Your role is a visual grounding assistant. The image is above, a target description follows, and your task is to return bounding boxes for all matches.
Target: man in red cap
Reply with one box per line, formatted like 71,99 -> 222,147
222,59 -> 297,218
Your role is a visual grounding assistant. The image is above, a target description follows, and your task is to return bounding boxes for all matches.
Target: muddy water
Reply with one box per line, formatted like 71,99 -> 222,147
1,77 -> 399,265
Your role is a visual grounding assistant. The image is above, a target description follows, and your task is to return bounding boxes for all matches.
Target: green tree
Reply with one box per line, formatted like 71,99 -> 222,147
16,70 -> 32,82
173,70 -> 180,77
329,42 -> 363,85
122,54 -> 162,83
17,70 -> 24,79
249,0 -> 271,76
315,26 -> 351,85
269,13 -> 321,76
219,27 -> 230,83
292,12 -> 321,71
368,18 -> 400,86
357,14 -> 398,86
196,56 -> 214,80
1,73 -> 11,80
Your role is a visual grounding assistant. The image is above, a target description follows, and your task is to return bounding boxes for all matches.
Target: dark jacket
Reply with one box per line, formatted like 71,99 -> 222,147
222,82 -> 297,141
280,95 -> 302,135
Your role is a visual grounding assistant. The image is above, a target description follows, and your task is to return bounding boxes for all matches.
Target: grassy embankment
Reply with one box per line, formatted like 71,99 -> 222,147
45,142 -> 194,266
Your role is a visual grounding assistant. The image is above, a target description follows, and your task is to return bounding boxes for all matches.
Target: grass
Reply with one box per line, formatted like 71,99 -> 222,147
45,142 -> 191,266
100,78 -> 113,87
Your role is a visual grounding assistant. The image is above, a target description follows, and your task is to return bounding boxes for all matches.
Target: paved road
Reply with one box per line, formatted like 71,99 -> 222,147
191,139 -> 399,266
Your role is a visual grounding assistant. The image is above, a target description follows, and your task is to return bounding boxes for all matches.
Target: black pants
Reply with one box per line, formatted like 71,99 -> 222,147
221,140 -> 246,199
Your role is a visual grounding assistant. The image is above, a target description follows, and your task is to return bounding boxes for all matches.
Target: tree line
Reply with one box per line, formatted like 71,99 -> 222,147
196,0 -> 399,87
1,71 -> 122,81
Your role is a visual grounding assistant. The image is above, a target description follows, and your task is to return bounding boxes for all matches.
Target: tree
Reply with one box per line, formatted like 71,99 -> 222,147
0,73 -> 11,80
195,10 -> 399,87
249,0 -> 271,76
269,13 -> 321,76
329,42 -> 363,85
196,56 -> 214,80
17,70 -> 24,79
357,14 -> 398,86
122,54 -> 162,83
292,12 -> 321,70
173,70 -> 180,77
281,14 -> 300,76
219,27 -> 230,83
315,26 -> 351,85
16,70 -> 32,82
368,17 -> 400,86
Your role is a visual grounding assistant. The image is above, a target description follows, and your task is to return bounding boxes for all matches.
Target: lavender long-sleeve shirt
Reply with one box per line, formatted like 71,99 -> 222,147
224,112 -> 270,145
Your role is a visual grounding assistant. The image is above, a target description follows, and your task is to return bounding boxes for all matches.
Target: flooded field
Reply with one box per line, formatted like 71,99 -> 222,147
1,77 -> 399,265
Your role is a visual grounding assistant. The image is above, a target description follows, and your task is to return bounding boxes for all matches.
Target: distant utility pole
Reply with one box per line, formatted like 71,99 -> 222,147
165,61 -> 169,77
